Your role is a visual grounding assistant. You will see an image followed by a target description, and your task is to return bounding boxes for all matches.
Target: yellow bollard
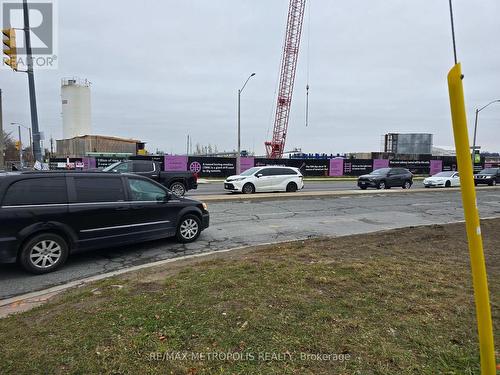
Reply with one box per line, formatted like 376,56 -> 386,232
447,63 -> 496,374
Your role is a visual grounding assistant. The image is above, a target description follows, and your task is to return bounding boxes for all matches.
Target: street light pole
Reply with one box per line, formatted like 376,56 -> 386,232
17,125 -> 23,169
237,89 -> 241,174
236,72 -> 255,175
471,99 -> 500,169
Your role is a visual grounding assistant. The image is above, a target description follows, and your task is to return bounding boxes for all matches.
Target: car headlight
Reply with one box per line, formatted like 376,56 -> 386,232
231,177 -> 246,181
202,202 -> 208,211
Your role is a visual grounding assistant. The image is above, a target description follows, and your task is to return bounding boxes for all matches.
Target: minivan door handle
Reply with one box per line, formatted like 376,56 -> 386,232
114,206 -> 129,211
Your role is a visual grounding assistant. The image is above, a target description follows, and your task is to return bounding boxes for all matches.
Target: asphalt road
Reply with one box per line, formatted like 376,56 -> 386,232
1,189 -> 499,299
188,180 -> 357,195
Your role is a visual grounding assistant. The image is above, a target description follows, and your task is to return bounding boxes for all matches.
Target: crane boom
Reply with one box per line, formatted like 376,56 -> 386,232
265,0 -> 306,158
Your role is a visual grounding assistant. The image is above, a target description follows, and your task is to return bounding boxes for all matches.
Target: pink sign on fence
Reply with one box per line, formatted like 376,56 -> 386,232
164,155 -> 188,171
429,160 -> 443,175
240,157 -> 255,172
329,158 -> 344,176
373,159 -> 389,170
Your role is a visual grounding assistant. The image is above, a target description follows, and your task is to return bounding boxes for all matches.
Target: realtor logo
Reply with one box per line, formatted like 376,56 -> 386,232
1,0 -> 58,69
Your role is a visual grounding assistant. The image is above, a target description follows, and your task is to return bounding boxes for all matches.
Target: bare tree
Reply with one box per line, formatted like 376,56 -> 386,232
2,130 -> 17,162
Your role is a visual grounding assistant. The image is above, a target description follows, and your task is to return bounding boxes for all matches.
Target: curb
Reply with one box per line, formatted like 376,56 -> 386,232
194,186 -> 500,203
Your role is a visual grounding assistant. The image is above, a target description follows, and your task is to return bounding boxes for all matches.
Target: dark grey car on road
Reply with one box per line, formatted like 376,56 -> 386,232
357,168 -> 413,190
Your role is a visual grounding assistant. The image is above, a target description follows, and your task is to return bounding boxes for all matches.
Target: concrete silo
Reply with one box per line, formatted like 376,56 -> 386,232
61,78 -> 91,139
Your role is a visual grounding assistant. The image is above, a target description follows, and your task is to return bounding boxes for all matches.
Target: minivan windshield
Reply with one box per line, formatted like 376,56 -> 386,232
240,167 -> 261,176
370,168 -> 390,175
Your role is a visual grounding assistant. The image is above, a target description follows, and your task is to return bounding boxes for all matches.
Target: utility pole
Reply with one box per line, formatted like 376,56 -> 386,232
0,89 -> 4,169
23,0 -> 41,162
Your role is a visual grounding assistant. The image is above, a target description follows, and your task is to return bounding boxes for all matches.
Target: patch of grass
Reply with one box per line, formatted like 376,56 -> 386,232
0,220 -> 499,374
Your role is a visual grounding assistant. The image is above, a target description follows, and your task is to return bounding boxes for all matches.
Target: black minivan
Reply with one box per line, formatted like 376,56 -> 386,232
0,171 -> 209,274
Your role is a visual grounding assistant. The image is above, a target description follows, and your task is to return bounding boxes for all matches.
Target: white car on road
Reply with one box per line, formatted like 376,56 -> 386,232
423,171 -> 460,188
224,166 -> 304,194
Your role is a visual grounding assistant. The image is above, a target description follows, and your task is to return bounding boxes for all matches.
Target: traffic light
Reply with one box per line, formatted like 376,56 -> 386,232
2,28 -> 17,71
15,141 -> 21,151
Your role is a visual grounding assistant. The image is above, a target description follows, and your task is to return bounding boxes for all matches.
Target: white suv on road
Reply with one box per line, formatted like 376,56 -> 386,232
224,166 -> 304,194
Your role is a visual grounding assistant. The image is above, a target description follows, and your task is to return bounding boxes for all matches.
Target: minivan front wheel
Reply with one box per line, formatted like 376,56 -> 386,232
286,182 -> 298,192
176,215 -> 201,243
242,183 -> 255,194
19,233 -> 69,274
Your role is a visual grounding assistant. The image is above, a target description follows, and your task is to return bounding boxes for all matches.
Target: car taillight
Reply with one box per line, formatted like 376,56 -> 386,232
193,173 -> 198,182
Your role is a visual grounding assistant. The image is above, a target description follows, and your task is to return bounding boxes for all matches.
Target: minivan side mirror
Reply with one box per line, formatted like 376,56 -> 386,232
256,173 -> 263,178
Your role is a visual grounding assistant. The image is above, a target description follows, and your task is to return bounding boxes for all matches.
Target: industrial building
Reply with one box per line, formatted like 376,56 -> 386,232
61,78 -> 92,139
56,135 -> 142,158
384,133 -> 433,155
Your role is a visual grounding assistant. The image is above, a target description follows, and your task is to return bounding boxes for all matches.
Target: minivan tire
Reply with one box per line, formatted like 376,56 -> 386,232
286,182 -> 298,192
242,183 -> 255,194
169,182 -> 186,197
176,214 -> 201,243
403,180 -> 412,189
19,233 -> 69,274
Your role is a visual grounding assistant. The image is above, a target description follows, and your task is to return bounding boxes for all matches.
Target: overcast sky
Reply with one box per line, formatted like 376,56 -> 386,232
1,0 -> 499,155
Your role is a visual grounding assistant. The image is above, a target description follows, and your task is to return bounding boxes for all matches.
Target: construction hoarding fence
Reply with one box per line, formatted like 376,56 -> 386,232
46,155 -> 481,177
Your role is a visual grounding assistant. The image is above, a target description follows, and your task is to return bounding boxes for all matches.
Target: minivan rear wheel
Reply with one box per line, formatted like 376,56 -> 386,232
19,233 -> 69,274
176,214 -> 201,243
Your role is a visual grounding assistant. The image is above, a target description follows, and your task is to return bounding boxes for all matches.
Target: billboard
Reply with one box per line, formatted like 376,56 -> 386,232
255,158 -> 329,176
343,159 -> 373,176
188,157 -> 236,177
389,159 -> 430,175
165,155 -> 188,172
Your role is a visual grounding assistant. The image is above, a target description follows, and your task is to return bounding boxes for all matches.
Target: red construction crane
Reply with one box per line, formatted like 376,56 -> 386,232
265,0 -> 307,158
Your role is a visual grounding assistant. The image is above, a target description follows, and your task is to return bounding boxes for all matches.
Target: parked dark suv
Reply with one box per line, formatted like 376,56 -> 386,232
474,168 -> 500,186
0,171 -> 209,274
357,168 -> 413,190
